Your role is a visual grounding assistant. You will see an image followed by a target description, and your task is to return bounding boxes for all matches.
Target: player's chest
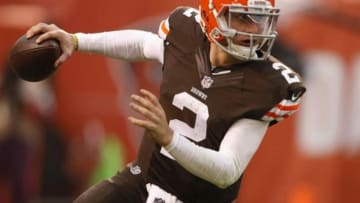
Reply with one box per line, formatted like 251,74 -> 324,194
160,47 -> 275,121
160,61 -> 249,121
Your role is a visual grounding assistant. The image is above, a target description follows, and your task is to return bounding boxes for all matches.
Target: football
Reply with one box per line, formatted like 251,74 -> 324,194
9,33 -> 62,82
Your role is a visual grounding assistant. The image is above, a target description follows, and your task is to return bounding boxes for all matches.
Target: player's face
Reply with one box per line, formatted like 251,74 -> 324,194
210,42 -> 244,66
226,13 -> 268,47
210,13 -> 269,66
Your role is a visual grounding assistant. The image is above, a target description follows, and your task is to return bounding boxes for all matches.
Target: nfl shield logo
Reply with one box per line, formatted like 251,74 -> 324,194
201,76 -> 214,89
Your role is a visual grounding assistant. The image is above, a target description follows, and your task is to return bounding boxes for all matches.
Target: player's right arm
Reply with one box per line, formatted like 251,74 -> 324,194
74,30 -> 164,63
25,23 -> 164,67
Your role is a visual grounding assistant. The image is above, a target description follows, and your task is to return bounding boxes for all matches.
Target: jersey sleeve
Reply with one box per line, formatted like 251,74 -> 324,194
157,7 -> 204,50
158,17 -> 170,40
261,89 -> 303,125
157,7 -> 184,41
260,58 -> 306,126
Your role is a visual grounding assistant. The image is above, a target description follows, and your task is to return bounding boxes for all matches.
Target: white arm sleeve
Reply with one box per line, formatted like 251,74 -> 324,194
75,30 -> 164,63
165,119 -> 269,189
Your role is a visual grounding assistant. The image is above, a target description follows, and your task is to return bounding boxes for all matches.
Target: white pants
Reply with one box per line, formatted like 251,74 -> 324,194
146,183 -> 183,203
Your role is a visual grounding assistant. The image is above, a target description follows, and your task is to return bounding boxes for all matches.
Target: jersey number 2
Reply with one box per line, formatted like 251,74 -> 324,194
272,62 -> 301,84
160,92 -> 209,159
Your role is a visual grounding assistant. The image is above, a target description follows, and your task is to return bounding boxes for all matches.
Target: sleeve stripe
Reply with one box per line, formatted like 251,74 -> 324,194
276,103 -> 299,111
161,20 -> 169,35
262,99 -> 301,122
158,19 -> 170,40
265,112 -> 291,119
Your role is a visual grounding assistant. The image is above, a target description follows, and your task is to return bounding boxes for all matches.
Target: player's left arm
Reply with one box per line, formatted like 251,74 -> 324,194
165,119 -> 269,189
128,89 -> 269,189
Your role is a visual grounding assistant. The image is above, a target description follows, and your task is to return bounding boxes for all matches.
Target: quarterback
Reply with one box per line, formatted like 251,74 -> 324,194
26,0 -> 306,202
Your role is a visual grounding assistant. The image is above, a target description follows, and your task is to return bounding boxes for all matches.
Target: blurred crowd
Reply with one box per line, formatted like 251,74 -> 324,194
0,60 -> 73,202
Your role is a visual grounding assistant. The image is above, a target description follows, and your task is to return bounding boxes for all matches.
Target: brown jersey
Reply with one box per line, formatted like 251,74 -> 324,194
135,7 -> 306,203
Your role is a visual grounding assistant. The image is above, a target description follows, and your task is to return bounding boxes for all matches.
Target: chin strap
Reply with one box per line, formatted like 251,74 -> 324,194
229,43 -> 259,60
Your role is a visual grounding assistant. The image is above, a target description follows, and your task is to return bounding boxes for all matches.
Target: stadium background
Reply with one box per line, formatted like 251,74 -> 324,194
0,0 -> 359,202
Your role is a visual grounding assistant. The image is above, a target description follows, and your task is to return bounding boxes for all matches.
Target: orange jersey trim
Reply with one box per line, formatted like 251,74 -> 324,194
277,103 -> 299,111
160,20 -> 169,36
266,112 -> 291,119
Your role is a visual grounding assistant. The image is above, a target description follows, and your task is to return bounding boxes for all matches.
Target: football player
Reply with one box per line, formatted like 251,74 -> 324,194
26,0 -> 306,202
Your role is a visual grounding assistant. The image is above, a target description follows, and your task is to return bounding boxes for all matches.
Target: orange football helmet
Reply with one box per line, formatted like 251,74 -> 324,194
200,0 -> 280,61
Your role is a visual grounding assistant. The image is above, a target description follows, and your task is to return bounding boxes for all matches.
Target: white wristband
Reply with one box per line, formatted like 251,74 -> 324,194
164,131 -> 181,152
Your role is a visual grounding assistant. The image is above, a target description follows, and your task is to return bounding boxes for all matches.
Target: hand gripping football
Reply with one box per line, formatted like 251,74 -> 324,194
9,33 -> 62,82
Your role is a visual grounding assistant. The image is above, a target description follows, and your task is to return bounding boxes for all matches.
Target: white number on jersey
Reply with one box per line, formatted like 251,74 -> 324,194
161,92 -> 209,159
183,8 -> 201,23
272,62 -> 301,84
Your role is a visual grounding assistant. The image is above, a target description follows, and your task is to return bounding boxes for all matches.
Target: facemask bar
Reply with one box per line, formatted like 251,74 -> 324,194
210,4 -> 280,61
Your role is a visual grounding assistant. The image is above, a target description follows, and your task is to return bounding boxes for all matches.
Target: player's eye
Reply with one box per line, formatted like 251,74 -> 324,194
248,15 -> 269,24
233,14 -> 252,23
